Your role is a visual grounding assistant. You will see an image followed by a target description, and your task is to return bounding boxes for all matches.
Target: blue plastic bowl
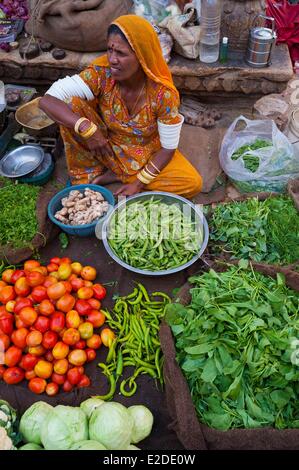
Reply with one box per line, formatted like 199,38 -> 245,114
48,184 -> 115,237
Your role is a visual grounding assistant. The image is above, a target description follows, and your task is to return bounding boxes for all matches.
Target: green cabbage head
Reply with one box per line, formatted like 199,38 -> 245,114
80,398 -> 104,420
128,405 -> 154,444
19,402 -> 53,445
41,405 -> 88,450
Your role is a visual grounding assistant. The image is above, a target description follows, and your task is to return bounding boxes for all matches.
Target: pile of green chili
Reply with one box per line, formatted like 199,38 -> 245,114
0,178 -> 40,248
166,262 -> 299,430
108,198 -> 202,271
209,196 -> 299,265
96,283 -> 171,400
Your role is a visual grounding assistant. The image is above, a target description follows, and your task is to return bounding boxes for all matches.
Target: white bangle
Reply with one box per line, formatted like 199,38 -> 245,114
157,114 -> 184,149
45,75 -> 94,101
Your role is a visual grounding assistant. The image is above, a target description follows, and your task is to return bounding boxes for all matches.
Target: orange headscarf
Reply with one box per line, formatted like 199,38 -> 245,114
92,14 -> 179,98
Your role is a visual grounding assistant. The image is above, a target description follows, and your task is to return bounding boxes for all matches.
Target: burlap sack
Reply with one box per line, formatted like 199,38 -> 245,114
0,180 -> 59,265
25,0 -> 133,52
160,260 -> 299,450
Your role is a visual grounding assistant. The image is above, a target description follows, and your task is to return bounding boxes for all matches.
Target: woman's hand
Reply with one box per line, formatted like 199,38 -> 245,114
84,129 -> 114,160
114,179 -> 145,197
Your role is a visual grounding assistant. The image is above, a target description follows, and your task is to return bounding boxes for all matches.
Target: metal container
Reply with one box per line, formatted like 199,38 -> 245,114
101,191 -> 209,276
0,145 -> 44,178
245,14 -> 276,68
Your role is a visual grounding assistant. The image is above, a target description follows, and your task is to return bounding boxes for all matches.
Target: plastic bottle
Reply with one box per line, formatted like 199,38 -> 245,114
219,37 -> 228,63
199,0 -> 222,63
0,81 -> 6,113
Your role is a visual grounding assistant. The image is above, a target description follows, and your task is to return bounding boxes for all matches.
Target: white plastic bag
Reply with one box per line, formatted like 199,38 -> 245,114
219,115 -> 299,193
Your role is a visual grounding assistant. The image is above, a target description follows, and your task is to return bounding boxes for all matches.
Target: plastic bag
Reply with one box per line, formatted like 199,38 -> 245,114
219,115 -> 299,193
133,0 -> 181,24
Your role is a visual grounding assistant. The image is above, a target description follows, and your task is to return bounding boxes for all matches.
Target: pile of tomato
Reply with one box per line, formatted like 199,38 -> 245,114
0,257 -> 112,396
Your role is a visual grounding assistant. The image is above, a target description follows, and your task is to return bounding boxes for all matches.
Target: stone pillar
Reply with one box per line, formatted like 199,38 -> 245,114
221,0 -> 266,51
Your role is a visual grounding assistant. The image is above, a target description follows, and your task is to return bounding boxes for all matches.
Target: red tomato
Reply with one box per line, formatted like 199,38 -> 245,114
5,300 -> 16,313
62,328 -> 80,346
31,285 -> 48,303
38,299 -> 55,317
25,370 -> 36,380
26,330 -> 43,348
75,299 -> 92,316
78,322 -> 93,340
0,286 -> 16,304
14,277 -> 30,297
100,328 -> 116,348
34,315 -> 51,333
86,310 -> 105,328
2,268 -> 14,283
51,372 -> 66,385
50,312 -> 65,333
14,297 -> 33,315
77,374 -> 91,388
10,270 -> 25,284
46,382 -> 59,396
50,257 -> 61,265
26,271 -> 45,287
0,333 -> 10,351
32,266 -> 48,277
87,298 -> 101,310
70,277 -> 84,292
53,358 -> 69,375
67,367 -> 82,385
65,310 -> 80,329
86,334 -> 102,350
42,330 -> 58,350
4,346 -> 22,367
0,365 -> 5,379
59,257 -> 72,265
15,315 -> 27,329
46,263 -> 59,273
68,349 -> 87,366
71,262 -> 83,275
62,380 -> 74,392
34,360 -> 53,379
28,377 -> 47,394
81,266 -> 97,281
3,366 -> 24,384
47,282 -> 66,300
62,281 -> 72,294
0,311 -> 14,335
85,348 -> 96,362
74,339 -> 86,350
19,307 -> 37,326
11,327 -> 29,349
92,284 -> 107,300
28,345 -> 46,357
43,276 -> 58,288
24,260 -> 41,271
19,353 -> 39,371
56,293 -> 76,313
52,341 -> 69,360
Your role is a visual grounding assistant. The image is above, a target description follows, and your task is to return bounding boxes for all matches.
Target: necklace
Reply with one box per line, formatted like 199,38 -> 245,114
128,81 -> 146,117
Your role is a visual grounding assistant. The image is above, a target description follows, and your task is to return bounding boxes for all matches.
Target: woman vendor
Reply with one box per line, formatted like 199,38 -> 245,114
39,15 -> 202,198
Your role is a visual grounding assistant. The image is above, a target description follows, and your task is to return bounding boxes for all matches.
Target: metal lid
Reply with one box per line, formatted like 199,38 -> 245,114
251,27 -> 276,41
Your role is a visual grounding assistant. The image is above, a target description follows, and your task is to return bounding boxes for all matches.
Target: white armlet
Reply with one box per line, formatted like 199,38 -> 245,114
45,75 -> 94,101
158,114 -> 184,150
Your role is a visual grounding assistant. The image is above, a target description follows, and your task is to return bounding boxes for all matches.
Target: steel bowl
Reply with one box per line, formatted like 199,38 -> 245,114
101,191 -> 209,276
0,145 -> 44,178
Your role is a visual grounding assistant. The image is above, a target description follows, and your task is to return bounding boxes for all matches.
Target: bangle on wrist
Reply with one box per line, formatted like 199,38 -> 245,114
140,168 -> 155,182
137,172 -> 150,185
80,123 -> 98,140
145,165 -> 159,177
147,160 -> 160,174
74,117 -> 90,134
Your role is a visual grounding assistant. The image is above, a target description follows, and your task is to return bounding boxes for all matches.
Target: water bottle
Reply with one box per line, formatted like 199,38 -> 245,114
199,0 -> 222,63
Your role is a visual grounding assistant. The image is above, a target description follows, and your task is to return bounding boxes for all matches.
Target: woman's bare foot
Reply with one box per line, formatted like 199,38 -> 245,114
91,169 -> 121,185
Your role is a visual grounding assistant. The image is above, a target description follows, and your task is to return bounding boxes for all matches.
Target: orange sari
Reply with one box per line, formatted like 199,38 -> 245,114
60,15 -> 202,198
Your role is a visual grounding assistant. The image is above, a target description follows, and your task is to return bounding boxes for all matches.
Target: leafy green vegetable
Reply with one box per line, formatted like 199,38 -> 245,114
165,265 -> 299,430
231,139 -> 271,173
59,232 -> 69,250
210,196 -> 299,265
0,178 -> 40,248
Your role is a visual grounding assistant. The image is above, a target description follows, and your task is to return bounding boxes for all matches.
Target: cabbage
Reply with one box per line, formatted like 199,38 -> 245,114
70,440 -> 107,450
19,443 -> 43,450
19,402 -> 53,445
89,402 -> 133,450
41,406 -> 88,450
80,398 -> 104,420
128,405 -> 154,444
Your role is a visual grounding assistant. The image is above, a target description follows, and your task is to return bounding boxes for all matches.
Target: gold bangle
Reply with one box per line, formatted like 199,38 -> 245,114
148,160 -> 160,174
145,165 -> 159,178
137,172 -> 151,185
80,123 -> 98,140
140,168 -> 155,181
74,117 -> 90,134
